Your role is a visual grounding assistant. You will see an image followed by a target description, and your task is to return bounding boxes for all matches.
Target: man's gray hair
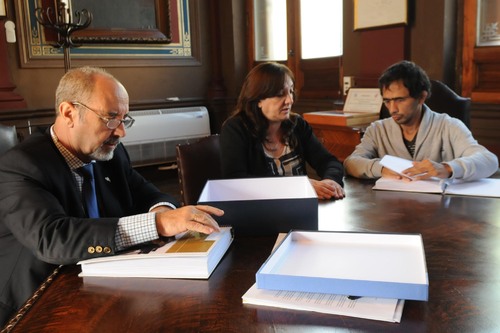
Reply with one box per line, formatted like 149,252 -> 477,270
54,66 -> 118,114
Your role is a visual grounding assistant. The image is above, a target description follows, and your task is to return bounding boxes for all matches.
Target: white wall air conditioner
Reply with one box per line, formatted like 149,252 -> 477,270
121,106 -> 210,167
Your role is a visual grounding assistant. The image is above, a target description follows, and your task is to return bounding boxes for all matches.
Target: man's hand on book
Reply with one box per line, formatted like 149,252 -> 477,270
402,159 -> 452,180
381,167 -> 412,181
155,205 -> 223,237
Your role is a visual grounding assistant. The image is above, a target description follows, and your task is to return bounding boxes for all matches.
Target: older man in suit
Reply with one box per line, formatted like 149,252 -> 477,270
0,67 -> 223,326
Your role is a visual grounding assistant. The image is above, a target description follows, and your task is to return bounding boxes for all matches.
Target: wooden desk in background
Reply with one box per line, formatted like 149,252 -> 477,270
308,123 -> 364,162
3,178 -> 500,333
303,112 -> 371,162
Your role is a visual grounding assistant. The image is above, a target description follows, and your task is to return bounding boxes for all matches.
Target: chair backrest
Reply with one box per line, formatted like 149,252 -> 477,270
176,134 -> 221,206
379,80 -> 471,128
425,80 -> 471,128
0,124 -> 18,156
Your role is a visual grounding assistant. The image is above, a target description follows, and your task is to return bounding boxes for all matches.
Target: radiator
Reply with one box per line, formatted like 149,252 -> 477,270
121,106 -> 210,167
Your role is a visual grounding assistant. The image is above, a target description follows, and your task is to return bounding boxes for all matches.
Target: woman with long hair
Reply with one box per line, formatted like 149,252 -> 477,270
220,62 -> 345,200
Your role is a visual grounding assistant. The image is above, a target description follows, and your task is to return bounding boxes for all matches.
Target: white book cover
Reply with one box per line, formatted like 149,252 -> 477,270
373,177 -> 446,194
78,227 -> 233,279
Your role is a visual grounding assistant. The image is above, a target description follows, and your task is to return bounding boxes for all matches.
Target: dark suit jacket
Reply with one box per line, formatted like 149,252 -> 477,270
0,131 -> 178,325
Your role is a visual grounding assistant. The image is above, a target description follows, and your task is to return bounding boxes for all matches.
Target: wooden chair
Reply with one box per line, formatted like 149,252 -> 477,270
176,134 -> 221,206
0,124 -> 18,156
380,80 -> 471,128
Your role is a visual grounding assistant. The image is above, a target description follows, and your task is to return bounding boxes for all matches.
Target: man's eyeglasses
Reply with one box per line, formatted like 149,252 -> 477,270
72,101 -> 135,129
382,96 -> 412,105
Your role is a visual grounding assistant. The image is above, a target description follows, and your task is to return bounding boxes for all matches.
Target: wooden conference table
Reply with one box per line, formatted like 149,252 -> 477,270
3,177 -> 500,333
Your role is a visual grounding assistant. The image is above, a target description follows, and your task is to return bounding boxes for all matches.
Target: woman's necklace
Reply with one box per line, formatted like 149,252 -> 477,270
264,140 -> 280,152
263,136 -> 284,153
264,127 -> 284,153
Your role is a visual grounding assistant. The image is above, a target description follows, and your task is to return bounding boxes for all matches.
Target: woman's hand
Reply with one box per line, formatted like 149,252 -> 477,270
309,179 -> 345,200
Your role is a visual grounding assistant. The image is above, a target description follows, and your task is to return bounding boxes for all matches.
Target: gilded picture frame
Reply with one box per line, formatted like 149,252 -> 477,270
14,0 -> 200,68
70,0 -> 171,44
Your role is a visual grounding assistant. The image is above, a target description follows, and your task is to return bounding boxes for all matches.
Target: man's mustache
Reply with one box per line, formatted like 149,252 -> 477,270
103,136 -> 120,145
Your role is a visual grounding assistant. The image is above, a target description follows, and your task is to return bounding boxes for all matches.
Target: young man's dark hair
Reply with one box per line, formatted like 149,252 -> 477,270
378,60 -> 432,100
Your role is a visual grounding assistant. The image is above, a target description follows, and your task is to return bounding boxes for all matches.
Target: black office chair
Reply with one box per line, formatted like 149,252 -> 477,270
0,124 -> 18,156
380,80 -> 471,128
425,80 -> 471,128
176,135 -> 222,206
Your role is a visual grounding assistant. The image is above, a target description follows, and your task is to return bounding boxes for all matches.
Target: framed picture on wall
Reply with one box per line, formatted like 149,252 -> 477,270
70,0 -> 172,44
14,0 -> 201,68
354,0 -> 408,30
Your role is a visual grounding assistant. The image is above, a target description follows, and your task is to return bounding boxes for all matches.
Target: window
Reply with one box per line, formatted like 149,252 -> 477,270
300,0 -> 342,59
249,0 -> 344,100
253,0 -> 287,61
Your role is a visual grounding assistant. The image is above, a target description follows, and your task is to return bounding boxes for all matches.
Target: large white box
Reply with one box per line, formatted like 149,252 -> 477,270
256,231 -> 429,301
198,176 -> 318,236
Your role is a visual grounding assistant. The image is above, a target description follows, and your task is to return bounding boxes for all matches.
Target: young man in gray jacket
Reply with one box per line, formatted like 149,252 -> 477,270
344,60 -> 498,181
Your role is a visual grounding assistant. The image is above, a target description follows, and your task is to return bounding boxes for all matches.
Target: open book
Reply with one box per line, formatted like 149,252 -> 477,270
78,227 -> 233,279
373,177 -> 500,197
375,155 -> 500,197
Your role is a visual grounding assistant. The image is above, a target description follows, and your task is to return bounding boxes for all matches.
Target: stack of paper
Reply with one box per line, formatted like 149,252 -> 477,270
243,284 -> 405,323
78,227 -> 233,279
242,231 -> 428,323
303,88 -> 382,127
303,111 -> 380,127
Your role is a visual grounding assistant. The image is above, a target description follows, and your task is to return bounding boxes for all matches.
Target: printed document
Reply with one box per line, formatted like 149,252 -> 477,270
242,233 -> 405,323
243,284 -> 404,323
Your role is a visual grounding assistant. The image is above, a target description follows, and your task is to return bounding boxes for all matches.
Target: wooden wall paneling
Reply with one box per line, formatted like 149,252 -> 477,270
462,0 -> 500,103
0,18 -> 27,110
462,0 -> 476,97
298,57 -> 342,100
459,0 -> 500,160
0,108 -> 54,141
206,0 -> 233,134
470,103 -> 500,159
359,27 -> 408,77
355,26 -> 408,88
472,48 -> 500,103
